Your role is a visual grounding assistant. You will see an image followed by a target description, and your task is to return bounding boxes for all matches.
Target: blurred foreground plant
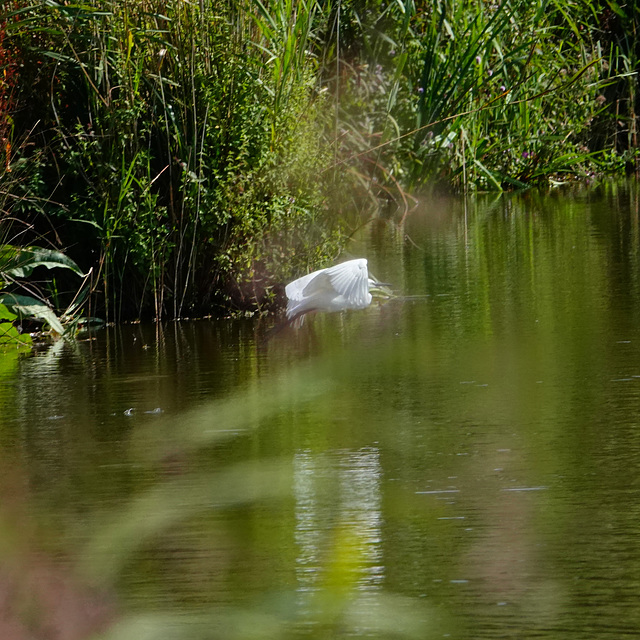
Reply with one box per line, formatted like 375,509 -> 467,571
73,360 -> 439,640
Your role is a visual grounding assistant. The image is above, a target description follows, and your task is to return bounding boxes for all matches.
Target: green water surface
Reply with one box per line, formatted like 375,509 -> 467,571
1,180 -> 640,639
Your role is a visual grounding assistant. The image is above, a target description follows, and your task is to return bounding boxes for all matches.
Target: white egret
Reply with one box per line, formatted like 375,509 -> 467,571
285,258 -> 390,321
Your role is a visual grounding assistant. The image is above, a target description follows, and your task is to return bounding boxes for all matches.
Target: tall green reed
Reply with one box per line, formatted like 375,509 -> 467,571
9,0 -> 340,321
590,0 -> 639,165
330,0 -> 625,195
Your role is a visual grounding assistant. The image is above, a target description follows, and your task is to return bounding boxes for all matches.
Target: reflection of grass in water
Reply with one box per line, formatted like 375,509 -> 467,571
80,358 -> 440,639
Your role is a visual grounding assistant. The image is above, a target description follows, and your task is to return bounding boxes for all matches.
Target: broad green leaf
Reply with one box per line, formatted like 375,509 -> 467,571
0,293 -> 65,335
0,303 -> 17,322
0,246 -> 84,279
0,322 -> 32,348
0,305 -> 32,348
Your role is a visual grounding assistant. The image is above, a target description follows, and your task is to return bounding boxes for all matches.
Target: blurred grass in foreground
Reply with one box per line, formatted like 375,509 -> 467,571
0,350 -> 440,640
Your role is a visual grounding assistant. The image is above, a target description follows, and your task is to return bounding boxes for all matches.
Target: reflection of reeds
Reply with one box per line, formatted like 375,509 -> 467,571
73,359 -> 436,639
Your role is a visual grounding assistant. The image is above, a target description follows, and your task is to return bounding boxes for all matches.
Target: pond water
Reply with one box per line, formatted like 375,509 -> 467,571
1,180 -> 640,639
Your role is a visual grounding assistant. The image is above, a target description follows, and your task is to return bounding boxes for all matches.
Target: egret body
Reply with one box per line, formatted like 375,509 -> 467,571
285,258 -> 387,320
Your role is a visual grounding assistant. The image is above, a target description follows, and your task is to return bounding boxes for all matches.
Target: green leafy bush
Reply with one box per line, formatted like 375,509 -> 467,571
2,0 -> 637,324
6,0 -> 342,321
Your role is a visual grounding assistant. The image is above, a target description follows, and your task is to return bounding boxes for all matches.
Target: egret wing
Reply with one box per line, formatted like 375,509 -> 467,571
284,259 -> 370,319
285,267 -> 324,301
285,266 -> 332,319
325,259 -> 369,307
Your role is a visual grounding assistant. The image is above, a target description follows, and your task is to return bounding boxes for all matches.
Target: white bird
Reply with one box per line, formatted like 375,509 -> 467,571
285,258 -> 389,321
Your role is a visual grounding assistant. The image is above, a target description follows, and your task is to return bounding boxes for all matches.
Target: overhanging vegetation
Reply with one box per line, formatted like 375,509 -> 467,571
0,0 -> 638,325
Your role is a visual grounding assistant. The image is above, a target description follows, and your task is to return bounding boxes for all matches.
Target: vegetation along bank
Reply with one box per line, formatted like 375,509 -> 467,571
0,0 -> 638,335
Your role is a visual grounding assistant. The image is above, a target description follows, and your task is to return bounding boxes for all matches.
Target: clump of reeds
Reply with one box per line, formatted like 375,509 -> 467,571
327,0 -> 638,196
3,0 -> 638,322
6,0 -> 340,321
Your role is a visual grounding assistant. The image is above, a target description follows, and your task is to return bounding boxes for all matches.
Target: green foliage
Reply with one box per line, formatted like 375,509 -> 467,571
0,245 -> 83,280
330,0 -> 637,194
6,0 -> 341,321
0,242 -> 86,337
0,292 -> 64,334
0,303 -> 31,347
2,0 -> 638,323
587,0 -> 639,156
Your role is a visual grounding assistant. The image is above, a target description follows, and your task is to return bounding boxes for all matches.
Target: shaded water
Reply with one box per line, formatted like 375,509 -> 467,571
2,180 -> 640,638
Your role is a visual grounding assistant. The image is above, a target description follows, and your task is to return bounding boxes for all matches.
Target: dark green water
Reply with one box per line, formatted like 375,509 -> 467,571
2,180 -> 640,639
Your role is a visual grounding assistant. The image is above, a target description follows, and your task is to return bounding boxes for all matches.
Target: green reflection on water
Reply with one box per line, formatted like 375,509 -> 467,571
2,181 -> 640,639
